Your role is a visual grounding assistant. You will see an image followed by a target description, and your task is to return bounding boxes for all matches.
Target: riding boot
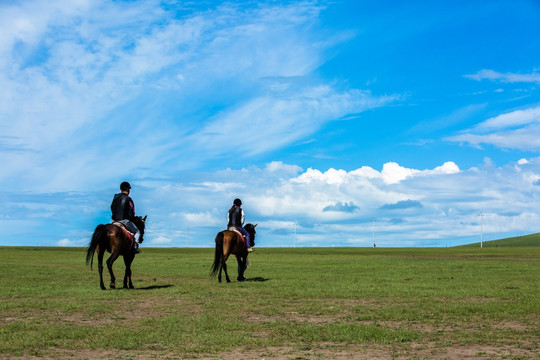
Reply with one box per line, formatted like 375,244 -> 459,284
131,243 -> 140,254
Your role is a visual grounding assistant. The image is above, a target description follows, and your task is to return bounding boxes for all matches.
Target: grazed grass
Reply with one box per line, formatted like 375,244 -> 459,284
0,246 -> 539,359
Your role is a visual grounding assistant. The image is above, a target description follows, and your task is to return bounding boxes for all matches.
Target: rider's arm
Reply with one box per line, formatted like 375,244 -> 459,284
126,198 -> 136,221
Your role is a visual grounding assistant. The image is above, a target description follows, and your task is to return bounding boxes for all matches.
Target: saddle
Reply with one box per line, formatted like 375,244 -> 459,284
113,222 -> 136,246
228,227 -> 247,245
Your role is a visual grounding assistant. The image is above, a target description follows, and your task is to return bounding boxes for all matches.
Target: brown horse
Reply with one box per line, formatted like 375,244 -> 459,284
211,223 -> 257,283
86,216 -> 146,290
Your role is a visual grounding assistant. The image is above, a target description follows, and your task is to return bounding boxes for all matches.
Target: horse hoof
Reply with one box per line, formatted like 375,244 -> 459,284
237,276 -> 246,282
110,283 -> 116,289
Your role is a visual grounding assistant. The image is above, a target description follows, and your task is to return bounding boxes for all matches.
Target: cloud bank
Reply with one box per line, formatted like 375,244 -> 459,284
104,158 -> 540,248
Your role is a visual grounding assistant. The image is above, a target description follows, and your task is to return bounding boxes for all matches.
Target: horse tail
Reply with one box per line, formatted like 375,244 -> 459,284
210,231 -> 224,277
86,224 -> 106,269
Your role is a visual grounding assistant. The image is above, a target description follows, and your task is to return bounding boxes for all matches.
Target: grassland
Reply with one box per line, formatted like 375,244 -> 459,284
459,232 -> 540,248
0,246 -> 539,359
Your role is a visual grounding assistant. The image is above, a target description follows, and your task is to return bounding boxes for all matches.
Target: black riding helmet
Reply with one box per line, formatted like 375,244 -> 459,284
233,198 -> 242,206
120,181 -> 132,191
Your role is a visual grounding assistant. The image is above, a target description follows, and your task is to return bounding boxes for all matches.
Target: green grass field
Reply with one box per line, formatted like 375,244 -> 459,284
1,246 -> 539,359
459,232 -> 540,248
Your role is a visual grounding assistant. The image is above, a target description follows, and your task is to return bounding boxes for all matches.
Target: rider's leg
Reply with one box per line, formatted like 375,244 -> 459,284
120,220 -> 140,252
237,226 -> 251,251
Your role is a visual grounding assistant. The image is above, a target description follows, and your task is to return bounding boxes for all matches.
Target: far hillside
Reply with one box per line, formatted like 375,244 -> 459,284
458,233 -> 540,247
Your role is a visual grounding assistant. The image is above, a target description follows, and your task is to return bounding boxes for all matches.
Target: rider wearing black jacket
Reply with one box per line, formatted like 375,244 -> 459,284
227,198 -> 253,252
111,181 -> 141,253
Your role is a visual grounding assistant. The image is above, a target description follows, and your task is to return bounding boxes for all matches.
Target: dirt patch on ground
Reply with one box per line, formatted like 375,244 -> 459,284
245,297 -> 383,325
10,343 -> 539,360
205,344 -> 538,360
0,296 -> 201,328
62,297 -> 201,326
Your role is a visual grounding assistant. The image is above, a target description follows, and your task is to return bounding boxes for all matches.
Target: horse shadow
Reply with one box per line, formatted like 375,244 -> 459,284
136,284 -> 174,290
245,277 -> 270,282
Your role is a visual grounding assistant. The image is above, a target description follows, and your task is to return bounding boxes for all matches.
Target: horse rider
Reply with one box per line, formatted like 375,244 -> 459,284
111,181 -> 141,253
227,198 -> 253,252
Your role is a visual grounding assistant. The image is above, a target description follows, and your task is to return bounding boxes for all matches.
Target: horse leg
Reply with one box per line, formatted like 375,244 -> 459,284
222,260 -> 231,283
236,255 -> 247,281
106,252 -> 119,289
97,247 -> 106,290
217,253 -> 225,283
123,254 -> 134,289
221,242 -> 232,283
217,263 -> 223,283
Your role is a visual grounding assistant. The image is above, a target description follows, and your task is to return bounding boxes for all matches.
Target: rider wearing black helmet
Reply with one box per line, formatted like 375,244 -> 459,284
111,181 -> 141,253
227,198 -> 253,252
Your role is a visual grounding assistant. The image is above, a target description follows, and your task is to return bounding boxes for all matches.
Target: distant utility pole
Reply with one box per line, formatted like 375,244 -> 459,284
480,212 -> 484,248
372,217 -> 376,248
294,221 -> 297,248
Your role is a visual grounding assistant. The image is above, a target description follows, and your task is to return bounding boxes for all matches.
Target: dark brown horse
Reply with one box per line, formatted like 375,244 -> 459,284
211,223 -> 257,283
86,216 -> 146,290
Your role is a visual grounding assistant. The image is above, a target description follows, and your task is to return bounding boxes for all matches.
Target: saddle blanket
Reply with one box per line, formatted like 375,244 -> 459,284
113,222 -> 136,246
228,227 -> 247,245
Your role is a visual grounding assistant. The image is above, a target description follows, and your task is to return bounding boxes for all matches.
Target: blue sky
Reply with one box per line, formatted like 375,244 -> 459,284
1,0 -> 540,248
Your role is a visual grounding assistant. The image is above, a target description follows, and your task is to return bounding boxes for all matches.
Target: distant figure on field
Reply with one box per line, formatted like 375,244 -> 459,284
227,198 -> 254,252
111,181 -> 141,253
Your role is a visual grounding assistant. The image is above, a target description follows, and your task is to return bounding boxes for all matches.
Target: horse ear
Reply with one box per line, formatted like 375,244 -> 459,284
143,215 -> 147,221
254,223 -> 258,228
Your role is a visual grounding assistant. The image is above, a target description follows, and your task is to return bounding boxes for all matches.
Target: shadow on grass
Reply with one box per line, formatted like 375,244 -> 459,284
136,284 -> 174,290
246,277 -> 270,282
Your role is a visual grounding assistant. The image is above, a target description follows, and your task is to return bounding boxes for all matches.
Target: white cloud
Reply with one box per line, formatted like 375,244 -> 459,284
191,87 -> 399,157
448,125 -> 540,151
475,107 -> 540,131
251,161 -> 460,225
56,237 -> 86,247
350,166 -> 381,179
293,161 -> 459,186
465,69 -> 540,83
57,238 -> 73,246
446,106 -> 540,151
261,220 -> 297,229
431,161 -> 460,174
0,0 -> 182,191
265,161 -> 302,175
381,162 -> 420,184
183,211 -> 222,226
293,167 -> 349,185
151,236 -> 173,245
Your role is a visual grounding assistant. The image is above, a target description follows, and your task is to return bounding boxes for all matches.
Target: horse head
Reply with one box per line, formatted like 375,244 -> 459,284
133,215 -> 147,243
245,223 -> 257,245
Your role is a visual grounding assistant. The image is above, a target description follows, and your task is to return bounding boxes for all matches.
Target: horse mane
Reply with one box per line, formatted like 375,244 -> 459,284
244,223 -> 257,232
